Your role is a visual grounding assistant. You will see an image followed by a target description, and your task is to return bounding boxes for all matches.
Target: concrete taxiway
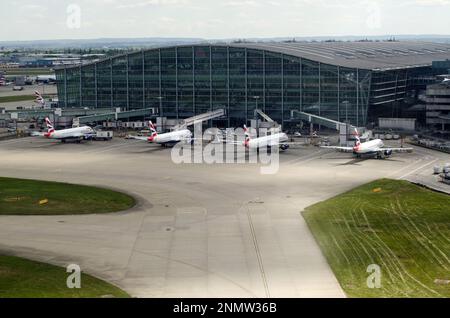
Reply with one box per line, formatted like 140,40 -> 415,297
0,137 -> 448,297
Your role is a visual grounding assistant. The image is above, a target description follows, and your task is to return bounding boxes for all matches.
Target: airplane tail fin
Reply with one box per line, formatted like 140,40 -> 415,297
148,121 -> 158,141
35,91 -> 45,107
45,117 -> 55,133
243,125 -> 251,147
353,128 -> 361,146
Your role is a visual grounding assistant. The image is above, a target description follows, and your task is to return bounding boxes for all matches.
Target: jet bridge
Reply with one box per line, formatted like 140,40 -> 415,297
291,110 -> 355,146
172,109 -> 225,130
255,109 -> 275,123
252,109 -> 279,131
77,107 -> 157,125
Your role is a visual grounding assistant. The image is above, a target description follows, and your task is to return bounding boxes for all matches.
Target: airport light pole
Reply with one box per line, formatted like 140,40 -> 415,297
253,96 -> 260,132
342,101 -> 350,146
253,95 -> 260,110
343,100 -> 349,124
155,96 -> 164,117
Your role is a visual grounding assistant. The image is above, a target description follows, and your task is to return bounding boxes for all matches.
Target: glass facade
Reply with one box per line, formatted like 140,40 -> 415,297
56,45 -> 400,127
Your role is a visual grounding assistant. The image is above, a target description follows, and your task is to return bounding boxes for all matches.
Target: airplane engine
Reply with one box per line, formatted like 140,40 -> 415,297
384,150 -> 393,157
280,144 -> 290,151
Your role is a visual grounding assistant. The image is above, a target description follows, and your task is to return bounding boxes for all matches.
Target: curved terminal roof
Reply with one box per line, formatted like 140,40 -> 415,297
230,41 -> 450,71
60,41 -> 450,72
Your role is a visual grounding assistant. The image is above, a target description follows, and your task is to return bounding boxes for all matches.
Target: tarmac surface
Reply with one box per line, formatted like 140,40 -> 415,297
0,84 -> 57,110
0,137 -> 448,298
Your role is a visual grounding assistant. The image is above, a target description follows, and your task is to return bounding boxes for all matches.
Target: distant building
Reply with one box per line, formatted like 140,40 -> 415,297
19,58 -> 54,68
425,81 -> 450,130
0,63 -> 20,69
379,118 -> 416,131
432,59 -> 450,74
56,41 -> 450,127
14,76 -> 25,86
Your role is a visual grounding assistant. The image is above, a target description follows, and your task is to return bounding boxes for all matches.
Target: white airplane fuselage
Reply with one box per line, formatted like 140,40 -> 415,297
246,133 -> 289,149
151,129 -> 192,144
353,139 -> 385,154
46,126 -> 95,140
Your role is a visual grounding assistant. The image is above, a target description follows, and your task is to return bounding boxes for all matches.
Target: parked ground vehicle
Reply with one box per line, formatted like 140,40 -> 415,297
94,131 -> 113,141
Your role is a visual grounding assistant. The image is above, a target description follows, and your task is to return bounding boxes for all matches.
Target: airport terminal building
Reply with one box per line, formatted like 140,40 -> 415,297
55,42 -> 450,127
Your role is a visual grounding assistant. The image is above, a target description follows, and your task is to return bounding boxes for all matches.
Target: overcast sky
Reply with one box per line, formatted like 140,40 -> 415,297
1,0 -> 450,41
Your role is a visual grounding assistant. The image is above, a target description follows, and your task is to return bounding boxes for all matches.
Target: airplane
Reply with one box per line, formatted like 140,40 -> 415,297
127,121 -> 193,146
321,128 -> 413,159
443,77 -> 450,84
221,125 -> 291,151
243,125 -> 291,151
31,117 -> 96,143
35,91 -> 45,107
36,75 -> 56,84
0,79 -> 11,86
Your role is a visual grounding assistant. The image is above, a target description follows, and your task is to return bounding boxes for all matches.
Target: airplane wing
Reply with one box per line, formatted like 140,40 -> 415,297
320,146 -> 354,153
127,135 -> 149,141
281,141 -> 310,146
380,147 -> 414,153
172,136 -> 186,142
211,134 -> 243,145
170,135 -> 194,142
31,131 -> 46,137
220,140 -> 244,145
269,140 -> 307,147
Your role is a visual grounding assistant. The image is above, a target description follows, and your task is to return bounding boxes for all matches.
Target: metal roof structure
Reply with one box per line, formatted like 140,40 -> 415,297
230,41 -> 450,71
58,41 -> 450,72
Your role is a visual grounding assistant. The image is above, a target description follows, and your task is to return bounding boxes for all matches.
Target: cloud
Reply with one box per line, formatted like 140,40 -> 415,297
413,0 -> 450,5
1,0 -> 450,41
116,0 -> 189,9
222,1 -> 260,7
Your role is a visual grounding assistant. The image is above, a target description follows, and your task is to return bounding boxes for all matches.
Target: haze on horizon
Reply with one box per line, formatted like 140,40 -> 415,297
1,0 -> 450,42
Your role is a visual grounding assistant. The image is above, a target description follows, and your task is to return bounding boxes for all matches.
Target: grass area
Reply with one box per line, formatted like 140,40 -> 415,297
303,179 -> 450,298
1,68 -> 54,76
0,255 -> 130,298
0,95 -> 36,103
0,95 -> 53,104
0,177 -> 136,215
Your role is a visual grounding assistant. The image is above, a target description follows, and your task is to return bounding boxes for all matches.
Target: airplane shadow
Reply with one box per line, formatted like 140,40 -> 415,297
128,147 -> 169,154
30,141 -> 93,149
332,157 -> 405,166
333,158 -> 367,166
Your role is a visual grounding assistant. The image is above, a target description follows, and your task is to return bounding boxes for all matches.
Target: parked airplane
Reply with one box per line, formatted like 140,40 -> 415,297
31,117 -> 95,143
321,129 -> 413,159
0,79 -> 11,86
127,121 -> 192,146
221,125 -> 291,151
243,125 -> 291,151
35,91 -> 45,107
36,75 -> 56,84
